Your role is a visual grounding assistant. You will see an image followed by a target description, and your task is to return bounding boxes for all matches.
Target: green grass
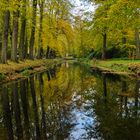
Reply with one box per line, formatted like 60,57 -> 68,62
89,59 -> 140,75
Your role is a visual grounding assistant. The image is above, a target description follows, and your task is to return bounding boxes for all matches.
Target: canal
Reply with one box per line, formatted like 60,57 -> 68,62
0,62 -> 140,140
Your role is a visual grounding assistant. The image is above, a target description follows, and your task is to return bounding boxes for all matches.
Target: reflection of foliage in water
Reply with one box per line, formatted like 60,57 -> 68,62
0,62 -> 96,139
0,63 -> 140,140
83,74 -> 140,140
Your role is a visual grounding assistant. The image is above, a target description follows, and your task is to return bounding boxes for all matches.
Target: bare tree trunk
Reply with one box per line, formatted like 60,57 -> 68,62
102,33 -> 107,60
19,0 -> 27,60
1,6 -> 10,63
38,0 -> 44,59
11,10 -> 19,62
135,28 -> 140,59
29,0 -> 37,59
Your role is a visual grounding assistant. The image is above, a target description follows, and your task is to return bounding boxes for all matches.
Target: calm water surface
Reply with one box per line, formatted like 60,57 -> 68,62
0,62 -> 140,140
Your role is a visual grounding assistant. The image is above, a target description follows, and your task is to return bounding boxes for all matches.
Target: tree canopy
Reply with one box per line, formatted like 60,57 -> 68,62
0,0 -> 139,63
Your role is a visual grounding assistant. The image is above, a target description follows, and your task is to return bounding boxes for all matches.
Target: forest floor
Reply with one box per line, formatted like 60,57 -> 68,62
89,59 -> 140,78
0,59 -> 63,83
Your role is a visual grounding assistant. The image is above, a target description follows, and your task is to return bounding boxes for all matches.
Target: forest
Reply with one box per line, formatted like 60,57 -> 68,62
0,0 -> 140,139
0,0 -> 139,64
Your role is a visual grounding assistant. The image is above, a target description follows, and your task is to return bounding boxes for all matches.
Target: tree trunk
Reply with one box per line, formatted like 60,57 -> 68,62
1,8 -> 10,63
37,0 -> 44,59
46,45 -> 50,58
11,10 -> 19,62
134,80 -> 140,117
13,83 -> 23,139
102,33 -> 107,60
135,28 -> 140,59
29,0 -> 37,59
122,31 -> 127,47
2,86 -> 14,140
30,76 -> 41,138
20,80 -> 30,139
122,37 -> 127,46
19,0 -> 26,60
103,74 -> 107,97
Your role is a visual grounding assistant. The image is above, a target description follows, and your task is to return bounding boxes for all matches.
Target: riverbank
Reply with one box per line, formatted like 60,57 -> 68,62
89,59 -> 140,78
0,59 -> 63,83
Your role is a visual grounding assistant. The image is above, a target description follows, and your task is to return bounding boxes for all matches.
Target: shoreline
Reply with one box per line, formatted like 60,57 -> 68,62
88,59 -> 140,78
0,59 -> 63,84
1,59 -> 140,84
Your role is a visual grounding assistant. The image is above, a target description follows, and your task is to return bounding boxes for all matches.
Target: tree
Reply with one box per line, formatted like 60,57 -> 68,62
11,0 -> 20,62
135,28 -> 140,58
37,0 -> 44,59
92,1 -> 111,59
29,0 -> 37,59
108,0 -> 140,58
1,0 -> 10,63
19,0 -> 27,60
84,0 -> 140,59
40,0 -> 74,57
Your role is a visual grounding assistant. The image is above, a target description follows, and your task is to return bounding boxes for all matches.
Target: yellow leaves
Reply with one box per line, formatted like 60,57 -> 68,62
109,0 -> 139,30
126,29 -> 134,39
127,44 -> 136,49
57,35 -> 68,55
8,0 -> 21,12
57,19 -> 75,43
0,0 -> 10,12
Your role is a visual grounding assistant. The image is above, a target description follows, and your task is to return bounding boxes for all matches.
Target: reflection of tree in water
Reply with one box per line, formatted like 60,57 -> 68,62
37,72 -> 73,139
12,82 -> 23,139
20,79 -> 30,139
1,85 -> 14,140
38,73 -> 47,139
44,66 -> 75,139
30,76 -> 41,139
45,102 -> 74,139
0,63 -> 103,139
38,63 -> 95,139
134,80 -> 140,117
0,64 -> 140,140
84,75 -> 140,140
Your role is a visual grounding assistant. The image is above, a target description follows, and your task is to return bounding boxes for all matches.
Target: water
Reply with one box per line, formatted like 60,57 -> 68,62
0,62 -> 140,140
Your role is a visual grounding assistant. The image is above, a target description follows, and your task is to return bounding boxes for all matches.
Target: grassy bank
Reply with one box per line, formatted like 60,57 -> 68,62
0,59 -> 63,83
89,59 -> 140,77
